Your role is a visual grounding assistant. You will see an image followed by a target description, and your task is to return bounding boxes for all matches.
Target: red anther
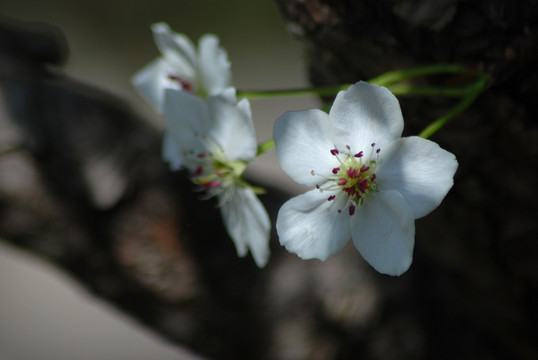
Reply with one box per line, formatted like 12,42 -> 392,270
346,168 -> 360,178
332,167 -> 340,174
357,178 -> 370,193
360,165 -> 370,173
328,195 -> 336,201
197,153 -> 207,158
371,174 -> 377,181
354,151 -> 364,158
343,187 -> 357,197
330,149 -> 339,155
349,205 -> 356,216
338,178 -> 348,185
202,180 -> 221,189
194,165 -> 203,176
168,75 -> 193,91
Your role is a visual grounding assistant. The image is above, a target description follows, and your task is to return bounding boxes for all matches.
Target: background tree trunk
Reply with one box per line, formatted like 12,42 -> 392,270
1,1 -> 537,358
273,1 -> 538,359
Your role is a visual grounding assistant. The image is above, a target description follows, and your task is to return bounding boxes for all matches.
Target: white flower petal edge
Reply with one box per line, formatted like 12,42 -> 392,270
220,187 -> 271,268
152,22 -> 197,79
276,189 -> 351,260
352,191 -> 415,276
273,109 -> 340,186
329,81 -> 404,151
376,136 -> 458,218
162,132 -> 183,170
198,34 -> 232,96
207,92 -> 257,161
132,58 -> 180,112
164,89 -> 210,167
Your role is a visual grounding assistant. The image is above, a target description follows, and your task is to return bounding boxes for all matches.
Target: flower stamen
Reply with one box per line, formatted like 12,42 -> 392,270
318,144 -> 381,215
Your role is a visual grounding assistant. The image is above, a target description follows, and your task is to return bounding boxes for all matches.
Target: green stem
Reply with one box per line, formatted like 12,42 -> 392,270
368,64 -> 473,86
386,84 -> 473,97
237,84 -> 350,99
239,84 -> 472,99
418,74 -> 487,139
238,65 -> 476,100
257,139 -> 275,156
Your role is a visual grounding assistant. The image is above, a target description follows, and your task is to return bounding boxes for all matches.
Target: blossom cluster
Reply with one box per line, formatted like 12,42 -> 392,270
133,23 -> 270,268
133,23 -> 458,275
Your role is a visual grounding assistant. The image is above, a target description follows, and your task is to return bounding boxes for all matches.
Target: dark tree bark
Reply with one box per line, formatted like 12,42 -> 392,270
1,1 -> 537,358
272,1 -> 538,359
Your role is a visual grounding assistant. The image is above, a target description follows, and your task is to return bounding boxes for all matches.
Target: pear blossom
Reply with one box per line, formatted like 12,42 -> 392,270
164,87 -> 270,267
133,22 -> 232,111
273,81 -> 458,276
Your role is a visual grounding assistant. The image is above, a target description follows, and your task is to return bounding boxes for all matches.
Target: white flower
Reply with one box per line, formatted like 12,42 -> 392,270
163,87 -> 270,267
273,81 -> 458,276
133,22 -> 232,111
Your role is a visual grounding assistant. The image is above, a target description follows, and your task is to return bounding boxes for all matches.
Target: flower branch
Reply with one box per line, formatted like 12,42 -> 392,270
418,72 -> 488,139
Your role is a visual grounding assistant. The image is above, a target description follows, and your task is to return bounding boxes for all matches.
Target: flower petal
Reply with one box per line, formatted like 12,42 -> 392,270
131,58 -> 180,111
198,34 -> 232,96
351,191 -> 415,276
274,109 -> 339,186
162,132 -> 183,170
276,189 -> 351,261
152,23 -> 196,79
207,93 -> 257,161
376,136 -> 458,219
164,88 -> 209,159
329,82 -> 404,152
220,187 -> 271,268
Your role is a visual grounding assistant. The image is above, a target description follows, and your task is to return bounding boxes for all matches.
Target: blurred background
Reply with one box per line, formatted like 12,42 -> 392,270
0,1 -> 317,359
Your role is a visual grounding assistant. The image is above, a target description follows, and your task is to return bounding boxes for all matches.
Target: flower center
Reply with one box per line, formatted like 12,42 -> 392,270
186,144 -> 247,204
314,143 -> 380,215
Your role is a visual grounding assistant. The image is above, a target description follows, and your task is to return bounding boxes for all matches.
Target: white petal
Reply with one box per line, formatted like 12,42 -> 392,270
163,89 -> 209,158
351,191 -> 415,276
152,23 -> 196,79
376,136 -> 458,219
274,109 -> 339,186
207,94 -> 257,161
329,82 -> 404,152
276,189 -> 351,261
162,132 -> 184,170
220,187 -> 271,268
198,34 -> 232,96
218,87 -> 238,104
131,58 -> 180,111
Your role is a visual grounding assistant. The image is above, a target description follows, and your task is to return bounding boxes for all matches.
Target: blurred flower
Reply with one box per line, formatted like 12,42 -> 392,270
164,87 -> 270,267
273,81 -> 458,275
133,22 -> 232,111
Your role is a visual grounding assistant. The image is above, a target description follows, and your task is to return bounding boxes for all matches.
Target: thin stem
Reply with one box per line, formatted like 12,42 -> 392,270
238,64 -> 476,100
386,84 -> 473,97
368,64 -> 473,86
257,139 -> 275,156
418,74 -> 488,139
237,84 -> 350,99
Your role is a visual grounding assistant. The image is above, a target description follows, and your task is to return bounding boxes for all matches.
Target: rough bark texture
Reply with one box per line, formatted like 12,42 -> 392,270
273,0 -> 538,359
1,1 -> 538,358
